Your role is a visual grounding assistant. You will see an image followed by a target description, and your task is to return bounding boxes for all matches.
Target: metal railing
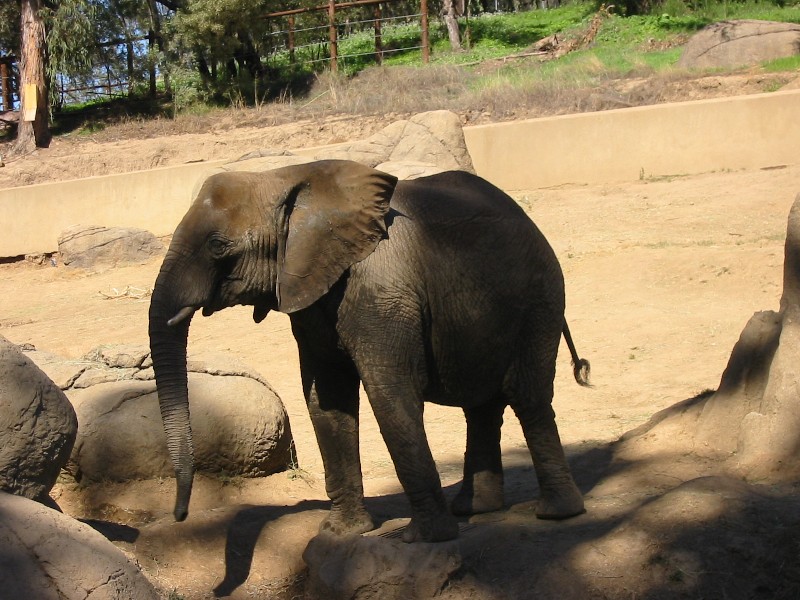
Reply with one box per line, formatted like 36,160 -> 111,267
263,0 -> 430,72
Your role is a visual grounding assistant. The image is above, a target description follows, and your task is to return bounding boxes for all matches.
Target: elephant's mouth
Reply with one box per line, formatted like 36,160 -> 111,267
167,276 -> 277,327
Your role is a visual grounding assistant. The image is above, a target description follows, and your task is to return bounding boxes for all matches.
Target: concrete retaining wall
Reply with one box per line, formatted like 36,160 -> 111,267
2,89 -> 799,258
3,161 -> 225,259
464,88 -> 800,190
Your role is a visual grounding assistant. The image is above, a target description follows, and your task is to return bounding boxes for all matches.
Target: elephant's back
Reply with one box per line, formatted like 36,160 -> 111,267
394,171 -> 531,224
391,171 -> 558,276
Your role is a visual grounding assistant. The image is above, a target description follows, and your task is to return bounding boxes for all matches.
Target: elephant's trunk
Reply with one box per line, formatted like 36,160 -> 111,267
149,277 -> 196,522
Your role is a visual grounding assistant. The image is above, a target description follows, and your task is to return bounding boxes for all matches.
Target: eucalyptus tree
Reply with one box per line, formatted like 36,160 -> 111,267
171,0 -> 277,94
15,0 -> 50,152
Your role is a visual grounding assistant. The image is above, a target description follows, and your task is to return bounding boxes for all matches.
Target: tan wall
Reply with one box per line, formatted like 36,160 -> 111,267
1,161 -> 225,258
465,89 -> 800,190
3,89 -> 799,257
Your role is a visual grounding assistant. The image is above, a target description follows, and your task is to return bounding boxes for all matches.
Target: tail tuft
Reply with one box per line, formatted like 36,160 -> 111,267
572,358 -> 591,387
563,321 -> 592,388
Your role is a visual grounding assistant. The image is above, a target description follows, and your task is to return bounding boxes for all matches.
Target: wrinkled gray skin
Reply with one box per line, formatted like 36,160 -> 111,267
149,159 -> 590,543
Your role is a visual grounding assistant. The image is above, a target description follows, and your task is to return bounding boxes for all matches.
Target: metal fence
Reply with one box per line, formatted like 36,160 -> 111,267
262,0 -> 430,72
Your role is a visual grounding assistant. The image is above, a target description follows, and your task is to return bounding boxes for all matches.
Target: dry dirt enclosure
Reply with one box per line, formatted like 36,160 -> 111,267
3,159 -> 800,598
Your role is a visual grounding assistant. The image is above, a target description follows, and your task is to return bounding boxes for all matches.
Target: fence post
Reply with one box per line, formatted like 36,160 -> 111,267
328,0 -> 338,73
421,0 -> 430,63
288,15 -> 296,64
374,4 -> 383,65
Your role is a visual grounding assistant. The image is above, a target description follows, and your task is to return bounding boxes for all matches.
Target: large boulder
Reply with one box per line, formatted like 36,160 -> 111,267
678,20 -> 800,69
0,336 -> 77,503
25,345 -> 295,483
317,110 -> 475,174
0,491 -> 160,600
58,225 -> 165,270
217,110 -> 475,182
303,529 -> 461,600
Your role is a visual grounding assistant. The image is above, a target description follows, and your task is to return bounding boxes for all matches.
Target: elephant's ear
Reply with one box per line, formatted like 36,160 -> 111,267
277,160 -> 398,313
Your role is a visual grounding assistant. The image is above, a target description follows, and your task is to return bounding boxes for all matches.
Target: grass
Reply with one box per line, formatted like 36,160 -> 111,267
764,54 -> 800,72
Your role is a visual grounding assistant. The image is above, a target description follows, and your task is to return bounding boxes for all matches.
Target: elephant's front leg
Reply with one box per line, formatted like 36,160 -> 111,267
298,350 -> 374,536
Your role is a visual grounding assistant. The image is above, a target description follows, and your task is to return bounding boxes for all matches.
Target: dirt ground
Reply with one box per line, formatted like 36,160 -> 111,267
3,71 -> 800,597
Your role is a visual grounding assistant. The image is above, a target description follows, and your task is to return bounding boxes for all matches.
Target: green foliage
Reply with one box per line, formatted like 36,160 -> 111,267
168,64 -> 209,115
0,3 -> 20,57
42,0 -> 97,87
763,54 -> 800,71
464,2 -> 595,47
678,0 -> 800,23
170,0 -> 275,63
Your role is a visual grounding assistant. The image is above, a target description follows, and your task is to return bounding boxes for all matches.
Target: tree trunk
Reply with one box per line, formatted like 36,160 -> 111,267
148,31 -> 157,97
443,0 -> 462,50
14,0 -> 50,153
147,0 -> 168,96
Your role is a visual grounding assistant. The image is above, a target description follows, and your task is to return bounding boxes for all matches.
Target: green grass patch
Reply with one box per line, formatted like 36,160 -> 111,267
763,54 -> 800,72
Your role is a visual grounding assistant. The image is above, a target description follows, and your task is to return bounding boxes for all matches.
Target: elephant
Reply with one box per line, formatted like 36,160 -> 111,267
149,159 -> 590,543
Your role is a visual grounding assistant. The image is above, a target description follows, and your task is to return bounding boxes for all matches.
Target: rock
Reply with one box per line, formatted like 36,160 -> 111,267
303,531 -> 461,600
26,349 -> 90,390
38,345 -> 295,483
84,344 -> 151,369
0,491 -> 160,600
0,336 -> 77,502
374,161 -> 446,180
317,110 -> 475,174
216,110 -> 475,182
72,366 -> 140,389
24,252 -> 51,266
678,20 -> 800,69
617,192 -> 800,483
58,225 -> 165,270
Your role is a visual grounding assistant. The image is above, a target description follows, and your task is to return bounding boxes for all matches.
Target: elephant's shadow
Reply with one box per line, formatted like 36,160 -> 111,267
80,443 -> 613,598
212,442 -> 614,597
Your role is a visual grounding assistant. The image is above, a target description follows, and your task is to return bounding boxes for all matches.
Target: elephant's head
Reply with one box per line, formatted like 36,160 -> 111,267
149,160 -> 397,521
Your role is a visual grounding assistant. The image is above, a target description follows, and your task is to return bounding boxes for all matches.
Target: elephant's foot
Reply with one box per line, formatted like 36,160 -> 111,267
319,503 -> 375,536
451,471 -> 504,516
401,511 -> 459,543
535,480 -> 585,520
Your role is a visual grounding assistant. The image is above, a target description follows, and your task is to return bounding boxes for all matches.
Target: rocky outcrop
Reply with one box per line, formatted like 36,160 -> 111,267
303,529 -> 461,600
219,110 -> 474,181
0,491 -> 160,600
25,345 -> 295,483
618,192 -> 800,482
317,110 -> 475,174
58,225 -> 165,270
679,20 -> 800,69
0,336 -> 77,503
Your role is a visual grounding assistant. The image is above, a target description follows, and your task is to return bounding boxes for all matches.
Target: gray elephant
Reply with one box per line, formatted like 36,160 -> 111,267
149,159 -> 590,543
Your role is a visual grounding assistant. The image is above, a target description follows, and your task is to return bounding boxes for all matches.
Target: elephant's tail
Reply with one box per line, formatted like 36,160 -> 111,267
563,321 -> 591,387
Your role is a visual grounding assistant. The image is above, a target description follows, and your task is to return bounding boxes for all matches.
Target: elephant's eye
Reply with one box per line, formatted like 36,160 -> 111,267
207,236 -> 231,258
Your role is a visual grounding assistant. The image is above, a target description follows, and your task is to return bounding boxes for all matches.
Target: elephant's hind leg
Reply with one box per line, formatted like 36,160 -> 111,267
513,400 -> 584,519
507,334 -> 584,520
451,399 -> 505,516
